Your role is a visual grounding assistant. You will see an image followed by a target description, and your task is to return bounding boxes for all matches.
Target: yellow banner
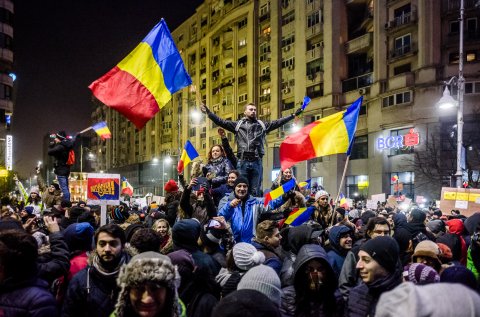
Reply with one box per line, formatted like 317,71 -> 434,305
469,193 -> 480,203
456,193 -> 469,201
443,191 -> 457,200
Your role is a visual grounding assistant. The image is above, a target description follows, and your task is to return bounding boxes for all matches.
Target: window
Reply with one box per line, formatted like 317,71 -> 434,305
394,63 -> 411,75
239,39 -> 246,47
281,34 -> 295,47
450,20 -> 460,33
260,43 -> 271,61
262,87 -> 271,95
189,128 -> 196,137
389,128 -> 414,156
307,11 -> 322,28
261,67 -> 270,75
238,17 -> 248,29
393,4 -> 411,27
390,172 -> 415,199
346,175 -> 369,200
452,81 -> 480,95
306,59 -> 323,75
394,34 -> 411,57
382,91 -> 412,108
282,11 -> 295,25
0,84 -> 12,100
350,135 -> 368,160
260,3 -> 270,16
306,83 -> 323,98
450,51 -> 478,64
282,57 -> 295,68
238,75 -> 247,84
262,26 -> 271,36
238,93 -> 248,103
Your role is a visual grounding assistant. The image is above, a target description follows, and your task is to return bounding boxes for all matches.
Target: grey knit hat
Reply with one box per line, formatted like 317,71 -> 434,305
237,265 -> 282,307
232,242 -> 265,271
113,251 -> 181,317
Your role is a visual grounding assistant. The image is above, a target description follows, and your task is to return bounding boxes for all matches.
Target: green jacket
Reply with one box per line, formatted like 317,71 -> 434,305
467,247 -> 479,280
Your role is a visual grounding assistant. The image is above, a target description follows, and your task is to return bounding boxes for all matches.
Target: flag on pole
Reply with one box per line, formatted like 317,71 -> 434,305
339,192 -> 349,209
280,97 -> 363,170
92,121 -> 112,139
89,19 -> 192,130
121,177 -> 134,197
178,140 -> 199,174
264,179 -> 296,207
298,179 -> 311,189
284,206 -> 315,226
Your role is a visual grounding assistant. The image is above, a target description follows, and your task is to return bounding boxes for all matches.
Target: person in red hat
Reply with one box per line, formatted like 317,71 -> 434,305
159,179 -> 182,227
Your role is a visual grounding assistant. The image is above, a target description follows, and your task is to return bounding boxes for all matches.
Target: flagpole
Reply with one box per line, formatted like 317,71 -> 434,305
331,155 -> 350,227
78,126 -> 93,134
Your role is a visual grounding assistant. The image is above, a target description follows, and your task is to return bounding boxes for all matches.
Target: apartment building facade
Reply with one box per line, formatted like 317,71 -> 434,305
96,0 -> 480,201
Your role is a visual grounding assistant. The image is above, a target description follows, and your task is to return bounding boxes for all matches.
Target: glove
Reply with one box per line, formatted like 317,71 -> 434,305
294,107 -> 303,117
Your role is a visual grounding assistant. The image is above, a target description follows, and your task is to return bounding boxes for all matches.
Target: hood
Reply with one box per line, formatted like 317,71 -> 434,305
464,213 -> 480,235
293,244 -> 337,290
446,219 -> 465,235
172,219 -> 201,251
393,213 -> 408,229
328,225 -> 352,250
286,225 -> 314,255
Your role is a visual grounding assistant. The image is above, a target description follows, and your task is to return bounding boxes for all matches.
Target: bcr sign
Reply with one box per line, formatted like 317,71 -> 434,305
376,129 -> 420,150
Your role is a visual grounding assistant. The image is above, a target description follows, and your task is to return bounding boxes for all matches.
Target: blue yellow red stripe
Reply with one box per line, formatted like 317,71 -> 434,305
264,179 -> 296,207
178,140 -> 199,174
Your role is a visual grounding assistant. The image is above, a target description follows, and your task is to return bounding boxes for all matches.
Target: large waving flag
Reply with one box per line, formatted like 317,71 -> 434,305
89,19 -> 192,130
298,179 -> 311,189
121,177 -> 134,197
92,121 -> 112,139
284,206 -> 315,226
280,97 -> 362,170
264,179 -> 296,207
178,140 -> 199,174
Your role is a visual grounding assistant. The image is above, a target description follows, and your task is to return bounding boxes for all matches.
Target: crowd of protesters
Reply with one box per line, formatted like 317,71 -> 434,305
2,105 -> 480,316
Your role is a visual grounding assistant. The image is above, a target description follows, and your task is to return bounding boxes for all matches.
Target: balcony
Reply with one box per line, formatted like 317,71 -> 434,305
342,72 -> 373,93
260,73 -> 271,82
306,46 -> 323,63
390,43 -> 417,59
385,11 -> 417,30
259,12 -> 270,23
345,33 -> 372,54
0,48 -> 13,64
306,71 -> 324,84
306,0 -> 323,12
306,24 -> 322,38
259,94 -> 271,103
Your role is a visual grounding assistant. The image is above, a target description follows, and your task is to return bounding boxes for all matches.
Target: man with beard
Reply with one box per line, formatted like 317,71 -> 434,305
215,177 -> 286,243
62,224 -> 129,317
280,244 -> 344,316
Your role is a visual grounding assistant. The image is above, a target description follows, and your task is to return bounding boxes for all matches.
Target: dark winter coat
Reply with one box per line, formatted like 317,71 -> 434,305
48,139 -> 73,177
37,231 -> 71,285
62,264 -> 120,317
327,225 -> 352,278
203,156 -> 234,188
346,265 -> 402,317
251,240 -> 283,276
0,277 -> 59,317
180,186 -> 217,225
211,183 -> 234,208
281,244 -> 344,317
206,110 -> 294,157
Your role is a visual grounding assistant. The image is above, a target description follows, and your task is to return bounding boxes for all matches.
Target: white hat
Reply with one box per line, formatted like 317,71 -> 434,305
315,190 -> 329,201
232,242 -> 265,271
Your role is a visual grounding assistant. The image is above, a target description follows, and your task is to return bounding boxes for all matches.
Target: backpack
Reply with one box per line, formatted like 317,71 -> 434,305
66,149 -> 75,166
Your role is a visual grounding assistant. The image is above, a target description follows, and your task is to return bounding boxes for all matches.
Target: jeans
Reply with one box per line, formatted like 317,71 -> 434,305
237,158 -> 263,197
57,175 -> 70,202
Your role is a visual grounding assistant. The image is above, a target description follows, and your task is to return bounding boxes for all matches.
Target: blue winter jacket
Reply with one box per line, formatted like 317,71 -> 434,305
219,195 -> 285,243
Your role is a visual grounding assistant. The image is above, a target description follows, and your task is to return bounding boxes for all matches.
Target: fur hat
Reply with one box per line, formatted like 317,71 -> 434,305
360,236 -> 399,273
113,251 -> 181,317
402,263 -> 440,285
237,265 -> 282,307
164,179 -> 179,193
232,242 -> 265,271
315,190 -> 329,201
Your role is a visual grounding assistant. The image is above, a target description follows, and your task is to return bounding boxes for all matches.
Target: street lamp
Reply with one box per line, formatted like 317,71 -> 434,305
162,155 -> 172,196
436,0 -> 465,188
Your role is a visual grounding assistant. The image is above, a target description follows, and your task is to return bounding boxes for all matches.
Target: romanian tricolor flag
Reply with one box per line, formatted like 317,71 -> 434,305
284,206 -> 315,226
280,97 -> 362,170
92,121 -> 112,139
339,192 -> 349,209
264,179 -> 296,207
89,19 -> 192,130
298,179 -> 311,189
177,140 -> 199,174
121,177 -> 134,197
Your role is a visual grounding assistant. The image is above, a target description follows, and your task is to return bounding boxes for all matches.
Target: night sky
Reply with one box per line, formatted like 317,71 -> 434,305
13,0 -> 203,178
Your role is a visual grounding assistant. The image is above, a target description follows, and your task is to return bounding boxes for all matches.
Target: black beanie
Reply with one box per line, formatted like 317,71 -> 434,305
234,176 -> 249,188
360,236 -> 399,273
410,208 -> 426,223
